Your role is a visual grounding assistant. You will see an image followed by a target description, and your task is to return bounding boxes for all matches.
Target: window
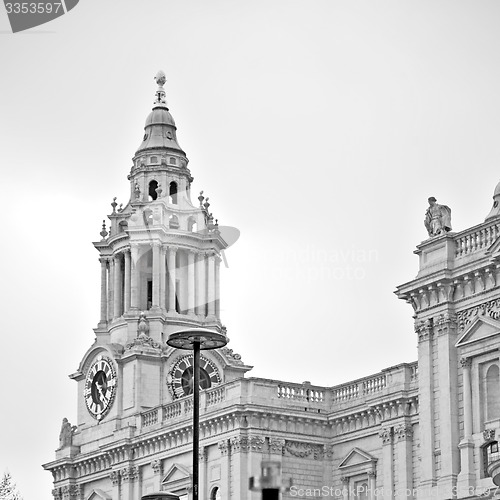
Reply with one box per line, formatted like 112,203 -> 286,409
150,156 -> 158,164
149,180 -> 159,201
169,181 -> 178,204
169,215 -> 179,229
147,280 -> 152,310
210,487 -> 221,500
354,481 -> 368,499
188,217 -> 197,232
486,364 -> 500,420
169,157 -> 177,165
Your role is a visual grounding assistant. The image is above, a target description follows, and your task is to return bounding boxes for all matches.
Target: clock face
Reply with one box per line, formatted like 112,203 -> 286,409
169,355 -> 221,399
84,356 -> 117,421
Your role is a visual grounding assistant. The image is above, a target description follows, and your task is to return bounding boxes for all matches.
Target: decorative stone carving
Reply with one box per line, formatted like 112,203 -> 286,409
415,319 -> 433,342
134,182 -> 141,199
52,489 -> 63,500
424,197 -> 452,237
126,312 -> 160,350
218,439 -> 229,456
230,436 -> 250,453
378,427 -> 393,445
458,298 -> 500,332
199,447 -> 208,461
460,357 -> 472,369
120,466 -> 139,482
249,436 -> 265,452
59,485 -> 81,500
269,438 -> 286,455
221,347 -> 243,365
58,418 -> 77,449
284,440 -> 324,460
484,429 -> 496,442
109,470 -> 120,485
151,459 -> 162,475
324,444 -> 334,459
394,423 -> 413,441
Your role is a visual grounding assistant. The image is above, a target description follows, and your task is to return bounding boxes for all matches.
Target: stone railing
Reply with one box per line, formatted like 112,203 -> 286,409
139,361 -> 419,428
276,384 -> 325,403
455,221 -> 500,258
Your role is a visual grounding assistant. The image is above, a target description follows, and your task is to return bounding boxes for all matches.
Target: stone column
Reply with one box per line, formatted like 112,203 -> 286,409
119,466 -> 139,500
113,254 -> 122,319
394,423 -> 414,499
108,258 -> 115,321
159,246 -> 166,310
215,255 -> 221,318
207,252 -> 216,317
218,440 -> 231,500
124,249 -> 131,313
340,477 -> 349,500
368,471 -> 377,500
130,245 -> 140,310
167,247 -> 177,313
378,427 -> 393,500
199,446 -> 208,500
230,436 -> 249,500
187,250 -> 196,315
99,258 -> 108,324
416,319 -> 436,496
152,243 -> 160,309
248,436 -> 265,500
457,357 -> 476,497
436,314 -> 459,498
196,252 -> 206,317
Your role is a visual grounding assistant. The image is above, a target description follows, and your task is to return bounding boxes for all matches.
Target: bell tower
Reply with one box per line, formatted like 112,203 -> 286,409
43,73 -> 252,500
94,70 -> 226,345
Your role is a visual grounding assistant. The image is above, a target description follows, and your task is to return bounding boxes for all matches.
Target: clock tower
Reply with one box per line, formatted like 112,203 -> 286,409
44,72 -> 251,500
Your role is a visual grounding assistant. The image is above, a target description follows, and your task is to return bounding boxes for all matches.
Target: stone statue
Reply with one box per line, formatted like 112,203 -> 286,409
424,197 -> 452,237
134,181 -> 141,199
58,418 -> 77,449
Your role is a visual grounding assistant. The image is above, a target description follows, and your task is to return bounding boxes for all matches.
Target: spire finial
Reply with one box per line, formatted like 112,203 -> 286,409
154,70 -> 167,106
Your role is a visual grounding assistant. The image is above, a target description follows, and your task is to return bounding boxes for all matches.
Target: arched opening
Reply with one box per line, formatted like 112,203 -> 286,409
354,481 -> 369,499
484,441 -> 500,476
210,487 -> 221,500
149,180 -> 159,201
169,181 -> 178,204
118,221 -> 128,233
487,364 -> 500,420
143,208 -> 153,226
169,215 -> 179,229
187,217 -> 197,232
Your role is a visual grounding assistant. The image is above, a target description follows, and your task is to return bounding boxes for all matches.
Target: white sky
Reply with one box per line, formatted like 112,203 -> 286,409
2,1 -> 500,498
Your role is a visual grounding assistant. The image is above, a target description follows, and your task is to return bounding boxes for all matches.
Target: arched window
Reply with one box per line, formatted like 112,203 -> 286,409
169,181 -> 178,204
149,180 -> 158,201
354,481 -> 368,499
210,487 -> 221,500
169,215 -> 179,229
118,221 -> 128,233
486,364 -> 500,420
484,441 -> 500,474
188,217 -> 197,232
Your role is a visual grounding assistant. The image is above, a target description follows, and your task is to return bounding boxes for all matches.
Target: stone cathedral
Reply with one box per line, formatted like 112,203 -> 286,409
44,73 -> 500,500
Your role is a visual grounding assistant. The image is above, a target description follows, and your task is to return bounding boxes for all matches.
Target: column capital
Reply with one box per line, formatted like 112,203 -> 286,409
394,423 -> 413,441
460,356 -> 472,368
378,427 -> 393,445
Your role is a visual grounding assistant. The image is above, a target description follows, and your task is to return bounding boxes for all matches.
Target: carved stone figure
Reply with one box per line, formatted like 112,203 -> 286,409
58,418 -> 76,448
424,197 -> 452,237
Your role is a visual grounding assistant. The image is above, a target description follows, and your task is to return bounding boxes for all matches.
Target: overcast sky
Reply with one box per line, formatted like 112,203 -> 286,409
2,1 -> 500,498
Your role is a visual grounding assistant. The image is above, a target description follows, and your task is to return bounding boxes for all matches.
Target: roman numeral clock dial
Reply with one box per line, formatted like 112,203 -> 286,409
168,355 -> 221,399
84,356 -> 117,421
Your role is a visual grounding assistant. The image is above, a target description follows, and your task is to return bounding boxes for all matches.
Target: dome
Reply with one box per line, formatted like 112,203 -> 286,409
135,72 -> 186,156
144,106 -> 176,128
494,180 -> 500,198
136,103 -> 185,155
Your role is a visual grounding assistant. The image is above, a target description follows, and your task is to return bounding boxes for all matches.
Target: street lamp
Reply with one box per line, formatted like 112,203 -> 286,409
167,328 -> 228,500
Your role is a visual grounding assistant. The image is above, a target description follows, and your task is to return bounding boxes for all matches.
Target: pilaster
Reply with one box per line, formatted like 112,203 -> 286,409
378,427 -> 393,500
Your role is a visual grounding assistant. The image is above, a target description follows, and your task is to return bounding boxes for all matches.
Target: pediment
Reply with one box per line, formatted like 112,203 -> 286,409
162,463 -> 191,484
338,448 -> 377,469
86,490 -> 112,500
456,316 -> 500,347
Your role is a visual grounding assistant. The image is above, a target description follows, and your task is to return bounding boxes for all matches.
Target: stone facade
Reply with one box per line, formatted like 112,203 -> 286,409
43,75 -> 500,500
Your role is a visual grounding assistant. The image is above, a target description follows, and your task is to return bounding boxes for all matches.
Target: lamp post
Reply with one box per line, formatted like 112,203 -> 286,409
167,328 -> 228,500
